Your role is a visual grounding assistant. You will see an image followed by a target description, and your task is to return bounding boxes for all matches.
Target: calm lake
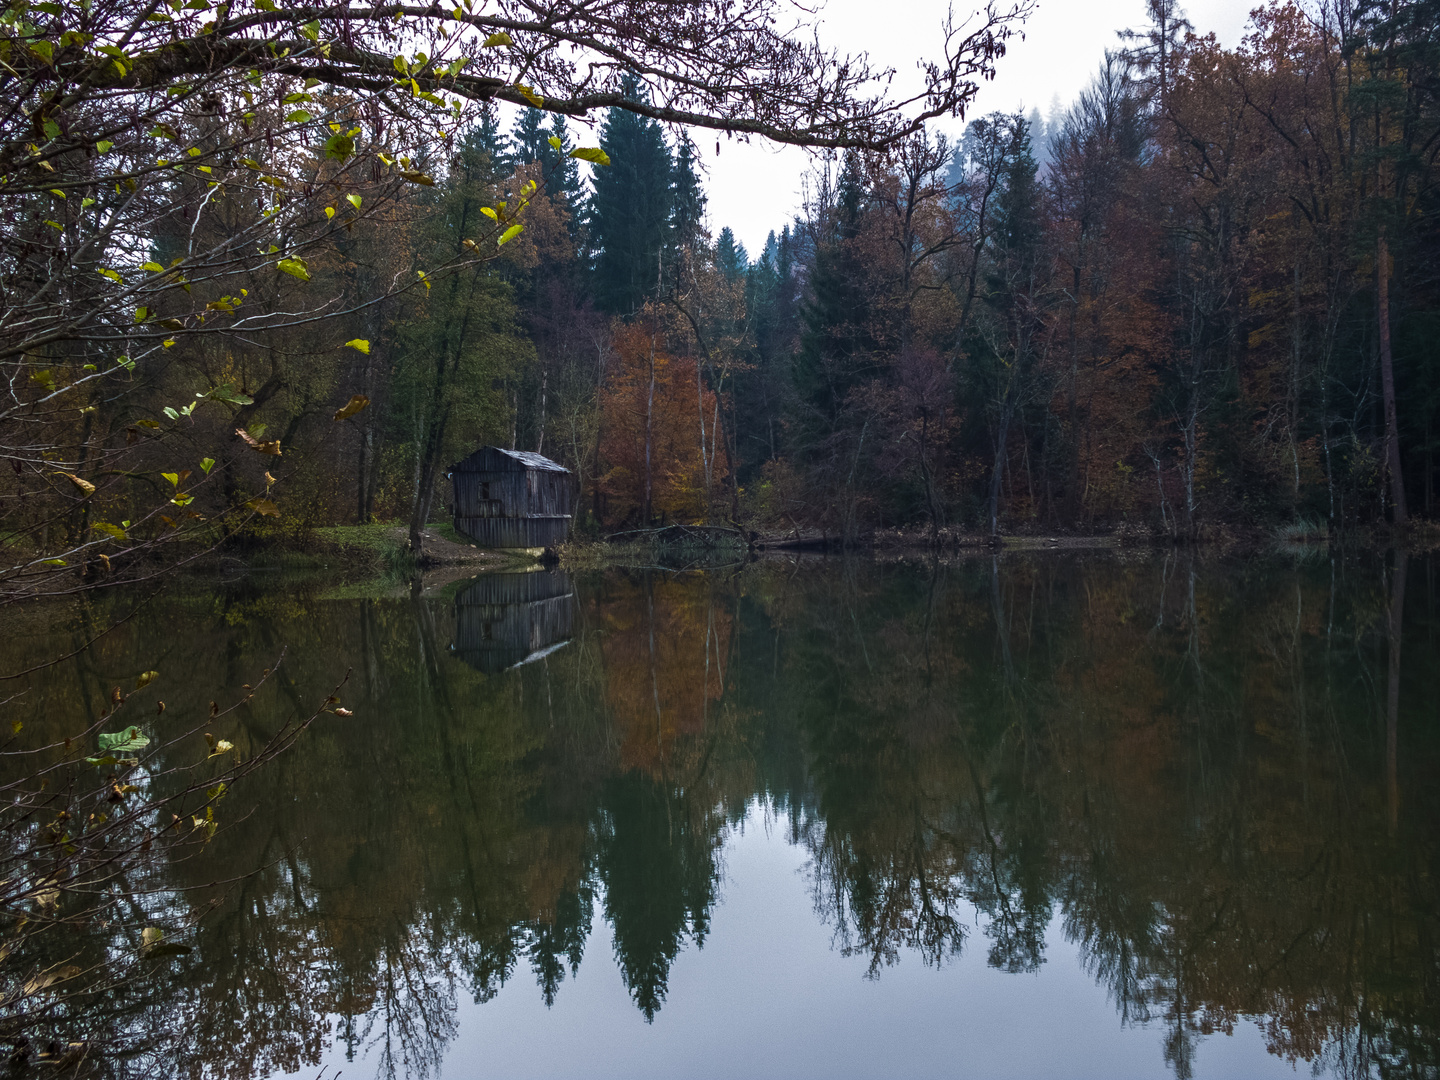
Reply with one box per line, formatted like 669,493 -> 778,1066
4,551 -> 1436,1080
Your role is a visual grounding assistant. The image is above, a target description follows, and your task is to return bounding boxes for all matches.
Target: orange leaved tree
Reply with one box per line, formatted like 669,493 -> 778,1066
598,318 -> 728,527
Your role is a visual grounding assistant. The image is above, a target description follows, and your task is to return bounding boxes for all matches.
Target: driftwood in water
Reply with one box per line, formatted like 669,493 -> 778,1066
604,523 -> 749,548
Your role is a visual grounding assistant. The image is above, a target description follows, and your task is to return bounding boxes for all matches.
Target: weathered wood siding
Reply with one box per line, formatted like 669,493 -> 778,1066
448,446 -> 574,549
451,570 -> 575,673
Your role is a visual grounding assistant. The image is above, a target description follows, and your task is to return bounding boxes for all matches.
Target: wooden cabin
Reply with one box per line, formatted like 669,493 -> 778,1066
447,447 -> 574,550
450,570 -> 575,673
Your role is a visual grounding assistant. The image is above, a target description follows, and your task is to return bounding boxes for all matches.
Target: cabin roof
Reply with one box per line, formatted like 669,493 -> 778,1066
450,446 -> 570,474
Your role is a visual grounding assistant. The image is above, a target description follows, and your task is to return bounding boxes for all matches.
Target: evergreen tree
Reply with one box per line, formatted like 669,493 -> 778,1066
716,227 -> 749,280
793,152 -> 872,433
549,114 -> 584,221
588,74 -> 675,314
511,107 -> 550,168
468,103 -> 513,176
670,134 -> 707,257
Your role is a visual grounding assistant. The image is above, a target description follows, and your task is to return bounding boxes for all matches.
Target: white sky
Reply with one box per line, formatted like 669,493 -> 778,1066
684,0 -> 1259,254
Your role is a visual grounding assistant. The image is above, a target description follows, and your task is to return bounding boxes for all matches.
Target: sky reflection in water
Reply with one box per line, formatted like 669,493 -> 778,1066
4,552 -> 1434,1080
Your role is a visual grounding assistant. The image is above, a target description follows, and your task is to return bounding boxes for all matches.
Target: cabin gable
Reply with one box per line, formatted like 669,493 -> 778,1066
447,446 -> 574,549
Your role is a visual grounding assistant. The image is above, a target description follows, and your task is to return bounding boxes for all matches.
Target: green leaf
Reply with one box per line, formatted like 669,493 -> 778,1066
344,339 -> 370,354
569,147 -> 611,166
204,383 -> 254,406
92,522 -> 128,540
96,140 -> 114,154
163,406 -> 179,420
300,19 -> 320,41
483,32 -> 512,47
42,558 -> 67,567
95,726 -> 149,758
285,110 -> 312,124
548,136 -> 563,151
498,223 -> 523,246
31,40 -> 54,64
323,133 -> 355,160
346,193 -> 362,210
200,457 -> 215,474
276,257 -> 310,281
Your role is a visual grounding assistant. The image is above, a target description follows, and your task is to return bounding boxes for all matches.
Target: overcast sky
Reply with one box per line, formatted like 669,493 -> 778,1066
669,0 -> 1258,254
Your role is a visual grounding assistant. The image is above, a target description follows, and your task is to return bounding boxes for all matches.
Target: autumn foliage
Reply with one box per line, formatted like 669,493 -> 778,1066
597,317 -> 728,526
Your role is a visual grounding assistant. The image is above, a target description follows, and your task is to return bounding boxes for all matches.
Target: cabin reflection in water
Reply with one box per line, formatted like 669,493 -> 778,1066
450,570 -> 575,673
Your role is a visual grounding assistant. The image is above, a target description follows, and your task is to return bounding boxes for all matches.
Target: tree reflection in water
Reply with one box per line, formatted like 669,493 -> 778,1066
1,552 -> 1435,1079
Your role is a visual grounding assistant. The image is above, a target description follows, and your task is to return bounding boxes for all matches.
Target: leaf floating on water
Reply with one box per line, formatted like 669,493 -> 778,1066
333,394 -> 370,421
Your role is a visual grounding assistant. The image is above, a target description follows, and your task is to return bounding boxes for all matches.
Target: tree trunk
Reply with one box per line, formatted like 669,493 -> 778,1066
1386,548 -> 1406,832
644,336 -> 656,526
989,392 -> 1014,539
1377,234 -> 1407,524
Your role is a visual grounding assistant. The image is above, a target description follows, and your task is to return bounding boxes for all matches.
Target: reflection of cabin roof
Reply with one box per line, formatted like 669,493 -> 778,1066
449,447 -> 570,474
451,570 -> 576,674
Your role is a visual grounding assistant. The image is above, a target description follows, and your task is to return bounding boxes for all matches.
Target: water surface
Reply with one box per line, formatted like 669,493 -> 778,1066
4,552 -> 1436,1079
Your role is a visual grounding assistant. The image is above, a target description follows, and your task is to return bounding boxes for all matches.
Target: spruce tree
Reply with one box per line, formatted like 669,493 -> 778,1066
793,152 -> 872,435
468,104 -> 512,177
588,73 -> 675,314
670,134 -> 707,259
716,228 -> 749,280
511,107 -> 551,168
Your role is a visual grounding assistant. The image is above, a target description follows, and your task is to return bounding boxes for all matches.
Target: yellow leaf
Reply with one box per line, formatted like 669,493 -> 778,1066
246,497 -> 280,517
333,394 -> 371,421
57,472 -> 96,496
344,339 -> 370,354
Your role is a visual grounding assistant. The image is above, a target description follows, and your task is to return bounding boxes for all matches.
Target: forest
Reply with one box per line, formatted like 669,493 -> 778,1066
4,0 -> 1439,584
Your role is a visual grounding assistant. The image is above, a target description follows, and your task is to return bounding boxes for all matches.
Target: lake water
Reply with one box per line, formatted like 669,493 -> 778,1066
3,551 -> 1436,1079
